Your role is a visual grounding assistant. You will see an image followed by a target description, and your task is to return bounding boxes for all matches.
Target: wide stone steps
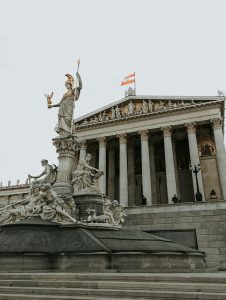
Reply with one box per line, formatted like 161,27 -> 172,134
1,279 -> 226,293
0,273 -> 226,300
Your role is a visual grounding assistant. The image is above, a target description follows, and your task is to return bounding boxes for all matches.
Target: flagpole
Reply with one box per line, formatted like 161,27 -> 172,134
134,72 -> 136,95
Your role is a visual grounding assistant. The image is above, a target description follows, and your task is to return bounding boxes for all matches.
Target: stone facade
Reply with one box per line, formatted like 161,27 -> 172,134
124,202 -> 226,270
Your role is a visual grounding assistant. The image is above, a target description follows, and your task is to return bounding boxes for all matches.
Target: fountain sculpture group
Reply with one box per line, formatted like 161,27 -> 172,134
0,66 -> 125,229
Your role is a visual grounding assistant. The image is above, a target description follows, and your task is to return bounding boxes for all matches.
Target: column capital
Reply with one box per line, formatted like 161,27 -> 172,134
80,140 -> 87,150
53,138 -> 79,159
211,118 -> 223,130
117,133 -> 127,144
97,136 -> 106,147
161,126 -> 172,137
185,122 -> 197,134
138,129 -> 149,140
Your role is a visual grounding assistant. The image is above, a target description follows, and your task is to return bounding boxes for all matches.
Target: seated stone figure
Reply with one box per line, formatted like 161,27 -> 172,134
28,159 -> 58,189
72,153 -> 103,194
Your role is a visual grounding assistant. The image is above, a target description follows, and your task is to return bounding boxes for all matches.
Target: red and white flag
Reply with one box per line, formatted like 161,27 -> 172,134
121,72 -> 135,86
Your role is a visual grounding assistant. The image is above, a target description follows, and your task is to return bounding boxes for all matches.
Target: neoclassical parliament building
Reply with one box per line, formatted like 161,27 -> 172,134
74,95 -> 226,205
1,94 -> 226,270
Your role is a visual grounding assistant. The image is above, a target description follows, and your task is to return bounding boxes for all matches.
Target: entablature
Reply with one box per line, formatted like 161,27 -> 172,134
75,102 -> 223,140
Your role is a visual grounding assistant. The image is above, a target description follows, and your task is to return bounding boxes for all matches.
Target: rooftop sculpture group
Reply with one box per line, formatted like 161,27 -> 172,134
78,99 -> 197,127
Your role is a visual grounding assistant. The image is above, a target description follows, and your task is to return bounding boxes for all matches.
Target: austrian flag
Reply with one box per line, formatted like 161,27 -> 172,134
121,72 -> 136,86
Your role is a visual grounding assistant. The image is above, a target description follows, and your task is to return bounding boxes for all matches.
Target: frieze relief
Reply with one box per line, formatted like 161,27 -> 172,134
75,99 -> 213,128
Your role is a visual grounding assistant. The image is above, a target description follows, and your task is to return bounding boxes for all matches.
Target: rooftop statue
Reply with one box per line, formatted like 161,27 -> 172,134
127,100 -> 135,115
46,60 -> 82,139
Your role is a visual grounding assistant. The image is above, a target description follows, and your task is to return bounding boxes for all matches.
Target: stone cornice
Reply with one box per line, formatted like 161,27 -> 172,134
75,100 -> 223,132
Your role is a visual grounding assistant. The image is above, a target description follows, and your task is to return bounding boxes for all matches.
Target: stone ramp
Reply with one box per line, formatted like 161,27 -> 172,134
0,273 -> 226,299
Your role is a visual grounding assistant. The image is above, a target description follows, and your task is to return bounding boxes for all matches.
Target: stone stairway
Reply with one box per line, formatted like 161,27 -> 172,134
0,272 -> 226,299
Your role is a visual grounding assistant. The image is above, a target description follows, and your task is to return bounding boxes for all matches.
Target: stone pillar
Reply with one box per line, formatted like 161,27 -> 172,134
117,133 -> 128,206
211,118 -> 226,200
53,138 -> 79,194
97,137 -> 106,194
128,142 -> 136,206
149,142 -> 157,204
79,140 -> 87,161
172,141 -> 181,199
108,147 -> 115,199
185,122 -> 205,201
161,126 -> 177,203
139,130 -> 152,205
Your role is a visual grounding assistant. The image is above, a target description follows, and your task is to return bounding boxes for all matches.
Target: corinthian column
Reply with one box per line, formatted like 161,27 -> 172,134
211,118 -> 226,200
149,142 -> 157,204
79,140 -> 87,161
117,133 -> 128,206
161,126 -> 177,203
185,122 -> 205,201
139,130 -> 152,205
108,147 -> 115,199
53,138 -> 79,194
97,137 -> 106,194
127,142 -> 136,206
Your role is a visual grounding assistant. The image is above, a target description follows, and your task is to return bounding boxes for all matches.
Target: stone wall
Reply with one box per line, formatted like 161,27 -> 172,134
124,201 -> 226,270
0,185 -> 29,207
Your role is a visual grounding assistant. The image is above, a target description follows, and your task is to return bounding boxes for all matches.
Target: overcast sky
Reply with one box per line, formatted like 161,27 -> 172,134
0,0 -> 226,185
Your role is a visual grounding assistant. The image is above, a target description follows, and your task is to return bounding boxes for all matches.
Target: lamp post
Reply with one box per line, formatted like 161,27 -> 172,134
190,163 -> 202,202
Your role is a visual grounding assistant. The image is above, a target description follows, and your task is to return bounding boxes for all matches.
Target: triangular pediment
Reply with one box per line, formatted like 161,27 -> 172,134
74,95 -> 223,128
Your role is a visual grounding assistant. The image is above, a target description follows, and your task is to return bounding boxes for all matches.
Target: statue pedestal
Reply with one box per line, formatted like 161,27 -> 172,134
74,193 -> 104,221
53,138 -> 79,194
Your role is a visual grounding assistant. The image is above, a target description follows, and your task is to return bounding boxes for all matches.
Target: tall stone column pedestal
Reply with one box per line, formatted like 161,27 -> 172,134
53,138 -> 80,194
